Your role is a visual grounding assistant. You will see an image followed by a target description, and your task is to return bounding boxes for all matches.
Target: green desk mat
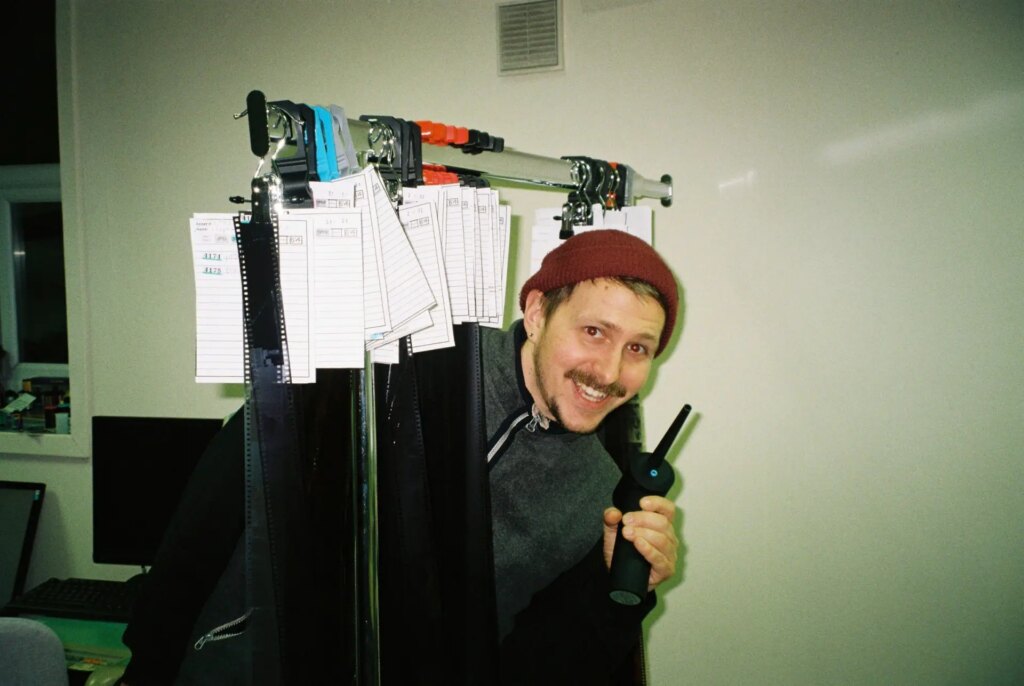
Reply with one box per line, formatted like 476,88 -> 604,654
27,614 -> 131,673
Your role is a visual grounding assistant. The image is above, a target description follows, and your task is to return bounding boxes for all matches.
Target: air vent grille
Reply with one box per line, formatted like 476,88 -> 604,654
498,0 -> 562,75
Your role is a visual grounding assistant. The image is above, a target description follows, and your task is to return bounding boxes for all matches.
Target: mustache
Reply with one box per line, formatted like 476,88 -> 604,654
565,369 -> 627,398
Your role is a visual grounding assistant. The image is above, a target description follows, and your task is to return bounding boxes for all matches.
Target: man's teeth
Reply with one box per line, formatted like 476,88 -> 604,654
575,381 -> 608,401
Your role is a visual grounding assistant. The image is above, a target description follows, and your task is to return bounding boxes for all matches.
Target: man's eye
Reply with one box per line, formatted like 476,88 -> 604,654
584,326 -> 601,337
628,343 -> 649,356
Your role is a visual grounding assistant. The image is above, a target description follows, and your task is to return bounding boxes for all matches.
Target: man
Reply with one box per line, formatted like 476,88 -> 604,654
119,229 -> 680,685
482,229 -> 681,683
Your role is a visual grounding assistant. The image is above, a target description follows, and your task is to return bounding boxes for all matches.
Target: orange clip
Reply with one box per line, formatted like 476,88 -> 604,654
422,164 -> 459,185
416,119 -> 472,147
416,120 -> 449,145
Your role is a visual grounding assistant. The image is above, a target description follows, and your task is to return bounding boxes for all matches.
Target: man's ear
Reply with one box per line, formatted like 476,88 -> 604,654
522,289 -> 547,336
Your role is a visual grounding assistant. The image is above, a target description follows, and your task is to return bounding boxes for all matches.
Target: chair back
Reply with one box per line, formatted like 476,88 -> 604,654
0,617 -> 69,686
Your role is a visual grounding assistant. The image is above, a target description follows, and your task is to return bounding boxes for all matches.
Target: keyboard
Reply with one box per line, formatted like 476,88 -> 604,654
3,577 -> 142,623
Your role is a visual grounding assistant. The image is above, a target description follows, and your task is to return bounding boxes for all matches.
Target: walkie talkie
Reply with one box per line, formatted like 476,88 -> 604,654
609,403 -> 692,605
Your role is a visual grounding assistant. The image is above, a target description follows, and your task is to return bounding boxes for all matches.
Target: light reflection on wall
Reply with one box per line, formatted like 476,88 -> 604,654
717,169 -> 758,196
822,90 -> 1024,165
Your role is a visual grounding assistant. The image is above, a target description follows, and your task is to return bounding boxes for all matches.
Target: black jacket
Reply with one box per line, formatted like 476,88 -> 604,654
120,325 -> 649,685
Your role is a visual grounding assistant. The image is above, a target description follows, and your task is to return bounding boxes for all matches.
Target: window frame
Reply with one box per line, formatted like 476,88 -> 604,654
0,164 -> 88,457
0,164 -> 67,380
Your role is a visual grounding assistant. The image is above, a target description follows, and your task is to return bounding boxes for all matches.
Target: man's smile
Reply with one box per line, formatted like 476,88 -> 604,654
566,369 -> 626,405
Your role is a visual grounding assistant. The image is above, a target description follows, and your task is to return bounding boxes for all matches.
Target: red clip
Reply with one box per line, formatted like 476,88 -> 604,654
416,120 -> 449,145
422,164 -> 459,185
416,119 -> 469,146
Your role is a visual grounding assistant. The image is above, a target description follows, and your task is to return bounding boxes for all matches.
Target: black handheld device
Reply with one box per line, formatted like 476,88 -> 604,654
608,403 -> 692,605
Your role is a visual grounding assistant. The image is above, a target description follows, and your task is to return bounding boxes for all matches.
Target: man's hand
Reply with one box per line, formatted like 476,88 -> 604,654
603,496 -> 678,593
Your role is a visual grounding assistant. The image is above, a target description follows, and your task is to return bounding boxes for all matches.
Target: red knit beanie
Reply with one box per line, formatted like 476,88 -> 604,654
519,229 -> 679,356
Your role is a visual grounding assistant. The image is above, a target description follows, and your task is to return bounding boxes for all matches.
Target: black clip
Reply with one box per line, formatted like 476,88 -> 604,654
457,128 -> 505,155
557,156 -> 605,237
246,90 -> 270,158
359,115 -> 424,188
591,159 -> 616,209
260,99 -> 315,204
237,92 -> 313,206
609,163 -> 630,210
458,173 -> 490,189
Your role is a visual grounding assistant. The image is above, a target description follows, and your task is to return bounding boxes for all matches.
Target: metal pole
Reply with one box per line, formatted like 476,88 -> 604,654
345,119 -> 673,205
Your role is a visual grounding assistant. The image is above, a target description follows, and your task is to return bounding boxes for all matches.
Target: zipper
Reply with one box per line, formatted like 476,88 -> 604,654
638,631 -> 648,686
487,404 -> 553,464
525,403 -> 551,432
194,608 -> 253,650
487,409 -> 531,463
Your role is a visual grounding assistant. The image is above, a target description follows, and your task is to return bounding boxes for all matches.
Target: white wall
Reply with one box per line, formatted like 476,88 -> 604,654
3,1 -> 1021,683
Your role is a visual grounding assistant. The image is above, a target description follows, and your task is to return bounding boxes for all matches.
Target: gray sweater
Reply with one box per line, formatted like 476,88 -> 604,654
481,321 -> 622,640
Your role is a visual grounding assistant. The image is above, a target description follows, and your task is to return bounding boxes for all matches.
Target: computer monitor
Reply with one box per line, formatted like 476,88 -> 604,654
0,481 -> 46,603
91,416 -> 225,567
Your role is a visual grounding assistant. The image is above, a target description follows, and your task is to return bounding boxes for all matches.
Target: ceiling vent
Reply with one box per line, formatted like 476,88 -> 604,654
497,0 -> 563,75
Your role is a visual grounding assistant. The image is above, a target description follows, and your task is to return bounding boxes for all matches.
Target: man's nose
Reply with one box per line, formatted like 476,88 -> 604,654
592,348 -> 622,387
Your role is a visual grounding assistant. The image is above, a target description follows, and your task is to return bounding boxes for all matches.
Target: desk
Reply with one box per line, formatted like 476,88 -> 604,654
27,615 -> 130,686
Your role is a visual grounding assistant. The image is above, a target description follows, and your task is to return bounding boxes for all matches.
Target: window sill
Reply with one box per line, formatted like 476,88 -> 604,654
0,428 -> 88,458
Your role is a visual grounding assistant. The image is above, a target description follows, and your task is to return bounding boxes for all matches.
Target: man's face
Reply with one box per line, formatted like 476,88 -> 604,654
522,278 -> 666,434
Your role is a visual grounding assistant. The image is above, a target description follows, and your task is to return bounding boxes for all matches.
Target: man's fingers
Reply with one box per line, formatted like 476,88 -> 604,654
605,501 -> 679,584
621,510 -> 675,540
621,523 -> 675,555
620,516 -> 678,587
639,495 -> 676,522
